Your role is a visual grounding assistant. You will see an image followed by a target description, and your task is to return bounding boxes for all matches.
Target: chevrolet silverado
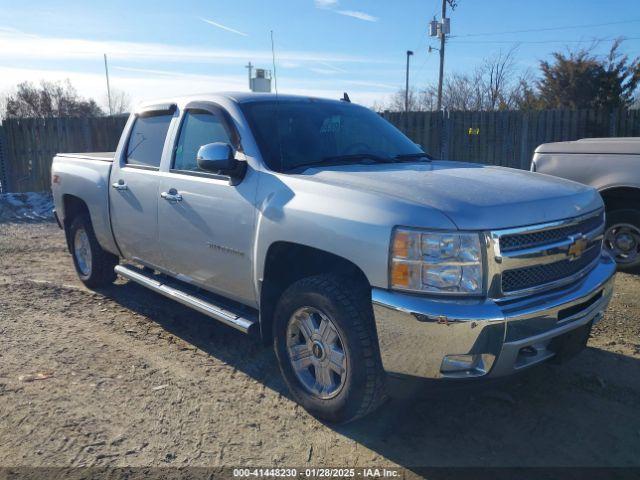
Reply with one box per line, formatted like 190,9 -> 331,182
51,93 -> 616,423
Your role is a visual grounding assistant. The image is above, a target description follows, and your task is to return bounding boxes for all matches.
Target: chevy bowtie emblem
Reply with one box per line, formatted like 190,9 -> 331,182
567,236 -> 588,261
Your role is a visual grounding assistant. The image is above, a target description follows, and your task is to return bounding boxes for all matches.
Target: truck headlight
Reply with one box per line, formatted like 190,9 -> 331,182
390,228 -> 484,295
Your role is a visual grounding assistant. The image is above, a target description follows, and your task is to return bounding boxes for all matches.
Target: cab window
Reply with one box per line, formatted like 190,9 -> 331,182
173,110 -> 232,172
125,113 -> 173,168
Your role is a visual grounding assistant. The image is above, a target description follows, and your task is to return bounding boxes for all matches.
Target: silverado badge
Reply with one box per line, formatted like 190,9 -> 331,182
567,236 -> 588,261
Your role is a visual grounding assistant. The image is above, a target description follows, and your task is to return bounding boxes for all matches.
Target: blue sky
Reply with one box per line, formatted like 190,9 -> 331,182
0,0 -> 638,109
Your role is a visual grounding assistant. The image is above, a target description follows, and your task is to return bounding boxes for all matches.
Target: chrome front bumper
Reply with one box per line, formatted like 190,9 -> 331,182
372,253 -> 616,380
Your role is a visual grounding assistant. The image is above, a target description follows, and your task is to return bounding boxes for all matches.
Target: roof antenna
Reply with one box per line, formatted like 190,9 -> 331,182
270,30 -> 284,171
341,92 -> 351,103
270,30 -> 279,96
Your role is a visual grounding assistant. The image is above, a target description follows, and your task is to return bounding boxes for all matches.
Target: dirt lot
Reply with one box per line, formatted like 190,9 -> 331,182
1,220 -> 639,472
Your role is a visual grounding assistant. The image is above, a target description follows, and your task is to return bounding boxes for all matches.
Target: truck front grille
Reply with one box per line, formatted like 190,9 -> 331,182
491,209 -> 605,297
500,211 -> 604,253
501,245 -> 600,293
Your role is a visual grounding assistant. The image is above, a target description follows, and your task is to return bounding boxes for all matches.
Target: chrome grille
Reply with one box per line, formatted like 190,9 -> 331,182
500,211 -> 604,252
490,209 -> 605,298
501,245 -> 600,293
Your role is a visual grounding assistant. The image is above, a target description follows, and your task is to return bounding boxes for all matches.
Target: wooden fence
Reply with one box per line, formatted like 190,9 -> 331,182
0,125 -> 8,193
0,116 -> 128,193
0,109 -> 638,193
383,109 -> 640,169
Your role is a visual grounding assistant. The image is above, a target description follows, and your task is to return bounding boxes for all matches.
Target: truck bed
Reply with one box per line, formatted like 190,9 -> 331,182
51,152 -> 118,255
55,152 -> 115,162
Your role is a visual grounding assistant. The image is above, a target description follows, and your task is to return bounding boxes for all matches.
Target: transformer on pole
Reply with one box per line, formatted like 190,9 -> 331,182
428,1 -> 452,111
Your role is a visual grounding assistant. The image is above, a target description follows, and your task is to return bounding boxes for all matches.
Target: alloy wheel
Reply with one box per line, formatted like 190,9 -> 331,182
286,307 -> 347,400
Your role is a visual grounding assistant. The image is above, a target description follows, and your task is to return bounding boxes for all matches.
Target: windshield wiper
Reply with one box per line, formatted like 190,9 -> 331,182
393,152 -> 433,162
287,153 -> 396,172
322,153 -> 396,164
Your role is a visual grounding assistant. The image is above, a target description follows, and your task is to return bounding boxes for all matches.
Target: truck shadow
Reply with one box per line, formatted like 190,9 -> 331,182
335,348 -> 640,470
99,281 -> 640,470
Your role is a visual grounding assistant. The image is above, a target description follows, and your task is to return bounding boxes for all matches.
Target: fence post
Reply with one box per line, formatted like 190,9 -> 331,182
609,110 -> 618,137
82,118 -> 93,151
440,110 -> 451,160
0,124 -> 7,193
519,113 -> 530,170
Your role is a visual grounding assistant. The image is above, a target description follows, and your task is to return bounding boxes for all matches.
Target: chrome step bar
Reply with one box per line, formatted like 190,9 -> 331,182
114,265 -> 257,335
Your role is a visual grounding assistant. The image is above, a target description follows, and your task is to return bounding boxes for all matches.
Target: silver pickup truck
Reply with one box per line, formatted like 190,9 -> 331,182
532,137 -> 640,271
52,93 -> 616,423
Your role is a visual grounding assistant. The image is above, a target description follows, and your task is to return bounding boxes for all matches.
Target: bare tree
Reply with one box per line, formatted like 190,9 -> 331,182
0,90 -> 10,120
441,47 -> 519,110
386,87 -> 425,112
5,80 -> 103,118
481,47 -> 518,110
104,88 -> 132,115
384,46 -> 527,111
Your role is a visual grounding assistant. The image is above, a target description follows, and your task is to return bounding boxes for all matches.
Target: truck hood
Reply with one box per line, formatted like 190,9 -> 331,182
297,161 -> 602,230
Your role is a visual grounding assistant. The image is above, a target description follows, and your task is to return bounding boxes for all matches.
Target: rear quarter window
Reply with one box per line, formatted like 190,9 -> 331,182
125,114 -> 173,168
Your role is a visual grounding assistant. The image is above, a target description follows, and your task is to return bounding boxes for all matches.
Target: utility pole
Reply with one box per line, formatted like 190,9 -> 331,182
103,54 -> 113,116
405,50 -> 413,113
245,61 -> 253,90
430,1 -> 454,110
436,0 -> 447,111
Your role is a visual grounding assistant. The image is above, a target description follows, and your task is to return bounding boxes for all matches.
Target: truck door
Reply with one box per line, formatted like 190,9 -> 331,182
109,105 -> 177,268
157,104 -> 257,306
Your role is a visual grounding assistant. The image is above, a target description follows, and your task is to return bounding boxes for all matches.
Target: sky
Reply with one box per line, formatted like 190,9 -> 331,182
0,0 -> 639,110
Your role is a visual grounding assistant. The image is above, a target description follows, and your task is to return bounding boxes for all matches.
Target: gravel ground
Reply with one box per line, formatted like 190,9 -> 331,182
1,221 -> 639,473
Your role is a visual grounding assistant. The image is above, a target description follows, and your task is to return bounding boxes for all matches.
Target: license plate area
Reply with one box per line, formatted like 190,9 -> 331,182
557,290 -> 603,323
548,321 -> 593,363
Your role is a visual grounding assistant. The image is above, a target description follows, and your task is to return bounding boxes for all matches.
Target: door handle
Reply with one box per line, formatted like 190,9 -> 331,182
161,189 -> 183,202
112,181 -> 128,191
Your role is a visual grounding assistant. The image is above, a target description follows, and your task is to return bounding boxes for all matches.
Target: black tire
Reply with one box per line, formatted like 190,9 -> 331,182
273,274 -> 387,423
604,209 -> 640,272
68,214 -> 118,288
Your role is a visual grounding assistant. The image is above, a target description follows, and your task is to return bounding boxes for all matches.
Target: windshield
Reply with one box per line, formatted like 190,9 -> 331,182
240,99 -> 426,172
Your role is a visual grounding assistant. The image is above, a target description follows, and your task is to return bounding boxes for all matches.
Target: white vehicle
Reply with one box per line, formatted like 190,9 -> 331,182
532,137 -> 640,270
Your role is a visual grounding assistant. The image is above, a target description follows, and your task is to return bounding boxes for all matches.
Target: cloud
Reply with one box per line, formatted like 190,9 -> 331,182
0,65 -> 392,108
0,28 -> 389,65
309,67 -> 339,75
313,1 -> 378,22
199,17 -> 248,37
345,80 -> 396,90
279,61 -> 301,69
316,61 -> 347,73
336,10 -> 378,22
314,0 -> 338,8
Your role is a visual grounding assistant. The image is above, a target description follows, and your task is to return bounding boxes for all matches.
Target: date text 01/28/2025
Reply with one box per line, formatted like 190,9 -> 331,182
232,467 -> 401,477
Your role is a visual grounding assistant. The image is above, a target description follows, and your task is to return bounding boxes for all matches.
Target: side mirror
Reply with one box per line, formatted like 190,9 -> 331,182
196,142 -> 236,173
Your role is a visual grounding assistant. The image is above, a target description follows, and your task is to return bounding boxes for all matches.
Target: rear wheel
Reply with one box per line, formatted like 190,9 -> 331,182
69,214 -> 118,288
604,209 -> 640,271
273,274 -> 387,423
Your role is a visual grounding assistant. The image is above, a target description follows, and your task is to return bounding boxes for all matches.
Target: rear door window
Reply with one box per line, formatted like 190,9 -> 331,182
125,113 -> 173,168
173,110 -> 232,172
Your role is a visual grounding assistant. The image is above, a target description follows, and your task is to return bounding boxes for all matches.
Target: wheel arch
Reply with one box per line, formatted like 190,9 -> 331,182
61,194 -> 91,252
599,186 -> 640,213
259,241 -> 371,343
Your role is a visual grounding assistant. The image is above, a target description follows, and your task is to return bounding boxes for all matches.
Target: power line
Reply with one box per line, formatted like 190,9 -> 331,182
449,36 -> 640,45
451,19 -> 640,38
413,53 -> 432,83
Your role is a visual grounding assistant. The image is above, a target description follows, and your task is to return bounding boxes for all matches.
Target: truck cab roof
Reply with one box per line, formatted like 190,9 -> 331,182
136,92 -> 347,112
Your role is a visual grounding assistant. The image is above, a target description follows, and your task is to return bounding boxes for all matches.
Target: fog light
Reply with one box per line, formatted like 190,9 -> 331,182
440,353 -> 495,377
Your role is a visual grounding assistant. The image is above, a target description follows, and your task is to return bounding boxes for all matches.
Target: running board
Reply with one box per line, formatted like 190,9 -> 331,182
114,265 -> 258,335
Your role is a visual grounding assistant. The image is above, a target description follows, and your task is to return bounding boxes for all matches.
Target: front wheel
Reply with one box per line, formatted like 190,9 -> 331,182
273,275 -> 387,423
69,214 -> 118,288
604,209 -> 640,271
